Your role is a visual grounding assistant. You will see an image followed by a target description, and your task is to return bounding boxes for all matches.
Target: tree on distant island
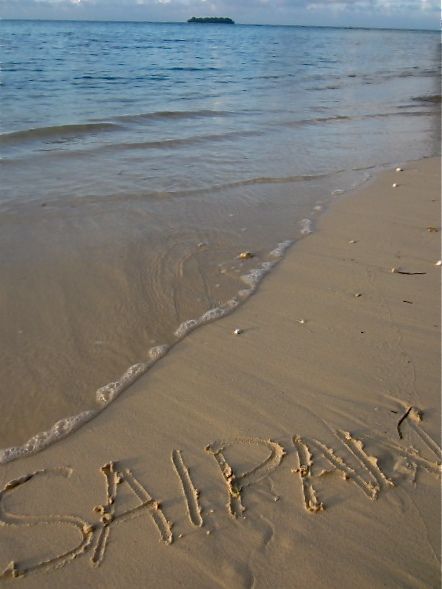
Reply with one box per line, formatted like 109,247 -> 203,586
187,17 -> 235,24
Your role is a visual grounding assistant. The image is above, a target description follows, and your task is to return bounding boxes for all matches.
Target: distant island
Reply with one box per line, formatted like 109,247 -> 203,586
187,17 -> 235,24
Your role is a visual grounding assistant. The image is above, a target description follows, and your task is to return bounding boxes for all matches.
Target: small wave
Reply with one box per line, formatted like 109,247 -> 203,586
81,128 -> 264,154
114,109 -> 232,124
82,171 -> 340,205
233,172 -> 334,187
281,111 -> 433,129
283,115 -> 352,127
0,122 -> 119,146
412,94 -> 441,104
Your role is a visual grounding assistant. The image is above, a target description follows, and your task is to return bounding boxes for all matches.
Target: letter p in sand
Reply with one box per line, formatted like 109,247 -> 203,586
205,438 -> 285,518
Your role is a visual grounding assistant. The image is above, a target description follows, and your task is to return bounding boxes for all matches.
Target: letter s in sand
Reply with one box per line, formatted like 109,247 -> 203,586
0,468 -> 94,579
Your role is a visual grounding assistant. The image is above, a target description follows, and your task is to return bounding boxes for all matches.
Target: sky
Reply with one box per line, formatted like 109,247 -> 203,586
0,0 -> 440,30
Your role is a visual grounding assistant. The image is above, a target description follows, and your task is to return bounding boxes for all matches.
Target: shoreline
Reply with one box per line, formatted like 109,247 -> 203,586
0,158 -> 408,462
0,162 -> 373,459
0,157 -> 440,587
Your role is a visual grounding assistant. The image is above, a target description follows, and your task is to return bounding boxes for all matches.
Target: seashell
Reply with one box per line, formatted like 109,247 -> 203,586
391,267 -> 399,273
435,260 -> 442,266
233,328 -> 243,335
197,242 -> 207,248
395,167 -> 403,172
354,293 -> 362,298
297,319 -> 306,324
238,251 -> 254,260
392,183 -> 398,188
348,240 -> 357,244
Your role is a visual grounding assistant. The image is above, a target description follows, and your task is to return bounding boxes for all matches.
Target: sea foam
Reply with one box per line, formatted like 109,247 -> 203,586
0,238 -> 296,465
0,410 -> 97,465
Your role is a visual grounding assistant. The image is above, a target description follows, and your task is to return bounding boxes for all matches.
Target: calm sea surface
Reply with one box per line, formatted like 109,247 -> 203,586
0,21 -> 440,458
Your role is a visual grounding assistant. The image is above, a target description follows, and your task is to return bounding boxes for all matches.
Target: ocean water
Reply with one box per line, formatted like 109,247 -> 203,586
0,20 -> 440,460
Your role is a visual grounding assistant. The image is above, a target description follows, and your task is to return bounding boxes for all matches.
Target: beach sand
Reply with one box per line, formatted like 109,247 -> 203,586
0,157 -> 440,588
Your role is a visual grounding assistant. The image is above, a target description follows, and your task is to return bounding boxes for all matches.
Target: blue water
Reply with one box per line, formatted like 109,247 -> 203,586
1,21 -> 440,202
0,21 -> 440,452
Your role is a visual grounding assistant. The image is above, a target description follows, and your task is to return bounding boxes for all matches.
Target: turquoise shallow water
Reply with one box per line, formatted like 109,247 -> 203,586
0,21 -> 440,456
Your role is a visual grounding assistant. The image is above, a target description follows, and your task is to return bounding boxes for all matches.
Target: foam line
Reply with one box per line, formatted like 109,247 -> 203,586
0,410 -> 97,465
0,236 -> 295,465
299,218 -> 313,235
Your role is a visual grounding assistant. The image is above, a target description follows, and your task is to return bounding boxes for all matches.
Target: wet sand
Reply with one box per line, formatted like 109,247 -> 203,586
0,157 -> 440,588
0,171 -> 341,450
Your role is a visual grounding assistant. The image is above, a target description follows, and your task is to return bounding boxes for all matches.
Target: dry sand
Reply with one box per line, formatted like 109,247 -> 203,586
0,157 -> 440,588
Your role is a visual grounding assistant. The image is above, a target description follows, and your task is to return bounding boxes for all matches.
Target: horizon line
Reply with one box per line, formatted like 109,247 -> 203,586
0,17 -> 439,32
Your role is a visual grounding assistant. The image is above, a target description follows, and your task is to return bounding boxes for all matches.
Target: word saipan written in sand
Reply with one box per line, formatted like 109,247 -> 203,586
0,409 -> 440,580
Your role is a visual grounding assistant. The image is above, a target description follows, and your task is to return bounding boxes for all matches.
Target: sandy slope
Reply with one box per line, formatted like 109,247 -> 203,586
0,157 -> 440,588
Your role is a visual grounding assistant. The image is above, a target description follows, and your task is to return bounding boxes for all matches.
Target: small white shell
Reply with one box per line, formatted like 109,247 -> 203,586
354,293 -> 362,298
435,260 -> 442,266
348,240 -> 357,244
392,183 -> 398,188
395,167 -> 403,172
391,267 -> 399,273
297,319 -> 306,324
233,328 -> 243,335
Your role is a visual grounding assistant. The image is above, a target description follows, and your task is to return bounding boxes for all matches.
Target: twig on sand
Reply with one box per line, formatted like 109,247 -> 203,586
391,267 -> 426,275
397,406 -> 413,439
